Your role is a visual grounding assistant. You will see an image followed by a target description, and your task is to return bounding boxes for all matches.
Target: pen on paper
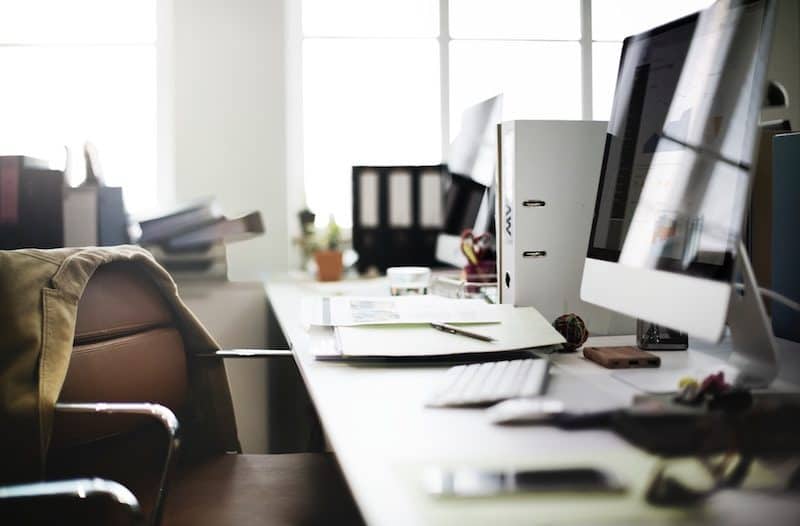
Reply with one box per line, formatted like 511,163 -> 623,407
430,322 -> 496,343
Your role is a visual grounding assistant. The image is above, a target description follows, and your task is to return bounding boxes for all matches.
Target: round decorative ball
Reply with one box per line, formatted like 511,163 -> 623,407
552,313 -> 589,352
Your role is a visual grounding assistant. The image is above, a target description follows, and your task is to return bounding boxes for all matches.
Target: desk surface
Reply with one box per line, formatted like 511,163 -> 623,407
265,275 -> 799,526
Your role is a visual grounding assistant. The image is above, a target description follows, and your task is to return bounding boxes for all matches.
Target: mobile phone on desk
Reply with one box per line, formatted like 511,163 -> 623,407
425,466 -> 625,497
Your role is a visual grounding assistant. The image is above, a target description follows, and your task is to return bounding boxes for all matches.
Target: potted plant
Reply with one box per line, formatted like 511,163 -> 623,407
313,216 -> 343,281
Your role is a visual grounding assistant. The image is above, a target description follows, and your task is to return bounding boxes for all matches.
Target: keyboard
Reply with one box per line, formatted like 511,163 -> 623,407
426,358 -> 550,408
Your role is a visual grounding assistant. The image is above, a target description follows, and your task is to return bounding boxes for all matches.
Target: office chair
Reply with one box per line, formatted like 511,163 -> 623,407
2,261 -> 363,526
0,478 -> 144,525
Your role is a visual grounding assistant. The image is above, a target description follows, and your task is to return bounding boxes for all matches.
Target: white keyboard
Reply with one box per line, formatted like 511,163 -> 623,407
426,358 -> 550,407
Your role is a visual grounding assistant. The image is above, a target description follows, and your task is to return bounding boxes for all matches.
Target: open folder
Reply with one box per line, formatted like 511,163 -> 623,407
310,305 -> 566,361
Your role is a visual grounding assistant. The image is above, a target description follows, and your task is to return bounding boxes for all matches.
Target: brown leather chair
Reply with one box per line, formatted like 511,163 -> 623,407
42,261 -> 363,526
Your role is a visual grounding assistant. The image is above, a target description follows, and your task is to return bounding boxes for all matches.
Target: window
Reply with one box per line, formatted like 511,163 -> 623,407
591,0 -> 715,120
0,0 -> 157,216
301,0 -> 714,227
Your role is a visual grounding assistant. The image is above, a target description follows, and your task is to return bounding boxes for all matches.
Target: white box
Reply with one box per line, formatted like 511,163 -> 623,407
496,120 -> 634,336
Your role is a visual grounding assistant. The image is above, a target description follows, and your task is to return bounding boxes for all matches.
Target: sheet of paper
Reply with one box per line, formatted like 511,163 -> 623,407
333,306 -> 565,358
303,295 -> 503,327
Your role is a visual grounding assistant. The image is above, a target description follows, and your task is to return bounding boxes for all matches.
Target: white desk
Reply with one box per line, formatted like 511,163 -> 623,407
265,275 -> 799,526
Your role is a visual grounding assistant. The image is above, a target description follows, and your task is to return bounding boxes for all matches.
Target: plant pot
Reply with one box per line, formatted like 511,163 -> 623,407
314,250 -> 343,282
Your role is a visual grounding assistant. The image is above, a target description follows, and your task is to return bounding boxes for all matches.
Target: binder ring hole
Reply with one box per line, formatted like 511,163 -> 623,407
522,200 -> 546,207
522,251 -> 547,258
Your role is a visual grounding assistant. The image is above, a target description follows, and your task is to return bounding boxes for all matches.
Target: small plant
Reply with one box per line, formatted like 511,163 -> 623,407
314,216 -> 343,281
320,215 -> 341,251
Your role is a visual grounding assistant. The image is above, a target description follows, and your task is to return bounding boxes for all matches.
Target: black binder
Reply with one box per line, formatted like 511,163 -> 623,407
352,165 -> 445,273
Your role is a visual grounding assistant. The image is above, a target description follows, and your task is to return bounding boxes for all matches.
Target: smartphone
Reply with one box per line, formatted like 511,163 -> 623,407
425,467 -> 626,497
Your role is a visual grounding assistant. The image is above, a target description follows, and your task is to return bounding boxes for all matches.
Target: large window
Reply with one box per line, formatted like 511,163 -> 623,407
0,0 -> 157,216
301,0 -> 713,227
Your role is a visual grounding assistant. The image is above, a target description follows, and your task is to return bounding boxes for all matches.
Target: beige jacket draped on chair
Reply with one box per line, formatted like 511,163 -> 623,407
0,246 -> 239,483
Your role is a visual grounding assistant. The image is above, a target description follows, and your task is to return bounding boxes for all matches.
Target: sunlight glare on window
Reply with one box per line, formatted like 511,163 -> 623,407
592,0 -> 715,41
449,41 -> 582,135
0,47 -> 157,215
303,39 -> 441,227
0,0 -> 155,44
0,0 -> 157,216
592,42 -> 623,121
450,0 -> 581,40
303,0 -> 438,37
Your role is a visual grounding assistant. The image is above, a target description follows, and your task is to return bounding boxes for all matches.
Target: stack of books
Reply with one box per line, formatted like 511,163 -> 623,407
137,200 -> 264,280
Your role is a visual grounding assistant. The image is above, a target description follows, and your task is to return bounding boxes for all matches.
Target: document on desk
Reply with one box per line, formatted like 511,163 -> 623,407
302,295 -> 503,327
331,306 -> 565,359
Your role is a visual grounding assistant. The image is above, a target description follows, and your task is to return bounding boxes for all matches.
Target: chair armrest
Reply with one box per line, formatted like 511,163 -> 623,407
195,349 -> 294,359
55,402 -> 179,526
0,478 -> 143,525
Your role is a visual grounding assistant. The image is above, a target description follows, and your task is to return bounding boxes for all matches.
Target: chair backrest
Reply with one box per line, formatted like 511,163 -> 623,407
50,262 -> 191,449
45,261 -> 207,516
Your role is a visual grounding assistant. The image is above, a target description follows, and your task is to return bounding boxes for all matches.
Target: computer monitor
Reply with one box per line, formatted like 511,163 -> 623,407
581,0 -> 778,383
436,95 -> 503,266
448,94 -> 504,188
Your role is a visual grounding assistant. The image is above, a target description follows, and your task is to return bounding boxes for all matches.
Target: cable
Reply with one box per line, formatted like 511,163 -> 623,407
734,283 -> 800,312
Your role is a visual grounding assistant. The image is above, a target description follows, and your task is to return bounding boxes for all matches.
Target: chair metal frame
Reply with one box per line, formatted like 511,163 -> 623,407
26,349 -> 295,526
0,477 -> 144,525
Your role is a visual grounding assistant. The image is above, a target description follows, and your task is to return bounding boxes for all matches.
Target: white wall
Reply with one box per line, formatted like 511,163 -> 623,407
178,281 -> 269,453
168,0 -> 289,278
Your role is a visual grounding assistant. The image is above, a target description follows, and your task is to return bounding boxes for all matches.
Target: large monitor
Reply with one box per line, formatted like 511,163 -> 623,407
581,0 -> 777,380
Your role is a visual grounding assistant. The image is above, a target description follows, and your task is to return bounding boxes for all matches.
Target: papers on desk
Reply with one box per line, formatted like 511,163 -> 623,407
309,305 -> 566,360
303,295 -> 502,327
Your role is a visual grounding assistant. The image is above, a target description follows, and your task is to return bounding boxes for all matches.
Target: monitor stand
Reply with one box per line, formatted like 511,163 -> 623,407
727,241 -> 779,388
612,243 -> 780,395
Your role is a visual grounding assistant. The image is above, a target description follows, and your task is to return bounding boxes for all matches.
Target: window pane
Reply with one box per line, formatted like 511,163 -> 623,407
0,46 -> 157,215
449,41 -> 582,134
450,0 -> 581,40
592,0 -> 715,41
303,39 -> 441,227
0,0 -> 155,44
302,0 -> 438,37
592,42 -> 623,121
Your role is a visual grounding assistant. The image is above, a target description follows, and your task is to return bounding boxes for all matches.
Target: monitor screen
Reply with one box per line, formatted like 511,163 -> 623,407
587,0 -> 773,282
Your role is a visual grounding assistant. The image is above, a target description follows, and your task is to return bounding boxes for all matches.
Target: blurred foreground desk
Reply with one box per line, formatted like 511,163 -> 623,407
265,275 -> 800,526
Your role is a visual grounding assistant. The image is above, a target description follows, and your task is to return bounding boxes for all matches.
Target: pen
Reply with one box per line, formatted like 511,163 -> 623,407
430,322 -> 496,343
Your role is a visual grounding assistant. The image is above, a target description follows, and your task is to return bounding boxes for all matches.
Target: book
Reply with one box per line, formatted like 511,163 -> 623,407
147,243 -> 227,271
63,187 -> 99,246
63,186 -> 129,247
145,243 -> 229,281
137,199 -> 218,244
0,156 -> 63,249
161,211 -> 264,251
97,187 -> 129,245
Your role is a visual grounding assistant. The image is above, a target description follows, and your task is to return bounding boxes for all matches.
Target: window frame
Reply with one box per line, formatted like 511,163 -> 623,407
438,0 -> 595,154
293,0 -> 707,227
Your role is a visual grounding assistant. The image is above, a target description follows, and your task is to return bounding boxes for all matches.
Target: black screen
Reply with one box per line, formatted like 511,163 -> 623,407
587,0 -> 774,282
